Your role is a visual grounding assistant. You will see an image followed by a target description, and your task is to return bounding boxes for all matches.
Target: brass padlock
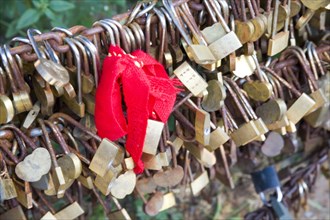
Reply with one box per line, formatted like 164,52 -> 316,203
27,29 -> 70,87
286,93 -> 316,124
173,62 -> 208,97
37,119 -> 66,197
223,80 -> 263,145
89,138 -> 121,177
206,0 -> 242,60
206,126 -> 230,152
159,192 -> 176,212
106,195 -> 131,219
0,68 -> 15,124
94,166 -> 119,196
69,37 -> 95,94
184,142 -> 216,168
54,201 -> 85,219
0,176 -> 17,201
61,37 -> 86,117
268,0 -> 290,56
190,170 -> 209,196
143,119 -> 164,155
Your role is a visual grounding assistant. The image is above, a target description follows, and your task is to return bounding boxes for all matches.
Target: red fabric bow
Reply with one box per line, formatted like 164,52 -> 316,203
95,46 -> 180,173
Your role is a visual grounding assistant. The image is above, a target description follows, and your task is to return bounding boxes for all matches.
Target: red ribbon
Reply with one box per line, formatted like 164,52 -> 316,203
95,46 -> 180,173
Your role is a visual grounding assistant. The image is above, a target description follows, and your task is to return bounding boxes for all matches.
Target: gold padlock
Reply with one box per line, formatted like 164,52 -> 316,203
206,126 -> 230,152
173,62 -> 208,97
54,201 -> 85,219
89,138 -> 121,177
190,171 -> 209,196
286,93 -> 316,124
94,166 -> 118,196
143,119 -> 164,155
206,0 -> 242,60
268,0 -> 290,56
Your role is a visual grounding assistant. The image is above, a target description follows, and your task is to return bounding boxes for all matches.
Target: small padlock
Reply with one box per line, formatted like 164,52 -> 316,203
268,0 -> 290,56
143,119 -> 164,155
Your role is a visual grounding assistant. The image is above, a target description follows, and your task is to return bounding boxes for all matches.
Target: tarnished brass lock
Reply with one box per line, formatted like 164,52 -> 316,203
89,138 -> 122,177
94,166 -> 119,196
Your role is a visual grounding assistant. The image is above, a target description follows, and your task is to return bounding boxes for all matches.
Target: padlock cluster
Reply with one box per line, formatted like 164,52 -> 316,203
0,0 -> 329,219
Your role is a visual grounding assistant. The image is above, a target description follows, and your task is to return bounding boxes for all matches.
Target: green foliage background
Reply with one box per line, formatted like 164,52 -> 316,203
0,0 -> 135,44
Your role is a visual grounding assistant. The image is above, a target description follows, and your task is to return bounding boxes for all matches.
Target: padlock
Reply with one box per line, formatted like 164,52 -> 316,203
262,66 -> 316,125
163,0 -> 216,66
94,165 -> 119,196
251,166 -> 283,205
207,0 -> 242,60
224,79 -> 268,143
89,138 -> 122,177
159,192 -> 176,212
0,46 -> 29,114
268,0 -> 290,56
27,29 -> 69,87
0,67 -> 14,124
2,45 -> 33,112
190,169 -> 209,196
61,37 -> 86,117
0,163 -> 17,201
242,55 -> 273,102
143,119 -> 164,155
44,120 -> 82,192
201,79 -> 226,112
185,142 -> 216,168
173,61 -> 208,97
206,126 -> 230,152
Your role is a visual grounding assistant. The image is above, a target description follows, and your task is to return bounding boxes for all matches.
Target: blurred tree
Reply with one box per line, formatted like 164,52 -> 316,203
0,0 -> 135,43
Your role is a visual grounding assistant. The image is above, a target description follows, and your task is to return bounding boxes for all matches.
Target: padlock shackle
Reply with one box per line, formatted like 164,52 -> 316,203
3,44 -> 26,91
49,113 -> 101,142
162,0 -> 193,45
0,46 -> 19,93
27,29 -> 44,59
44,120 -> 70,154
261,66 -> 301,97
64,37 -> 83,104
93,21 -> 116,47
37,119 -> 59,167
260,187 -> 283,206
2,124 -> 37,150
